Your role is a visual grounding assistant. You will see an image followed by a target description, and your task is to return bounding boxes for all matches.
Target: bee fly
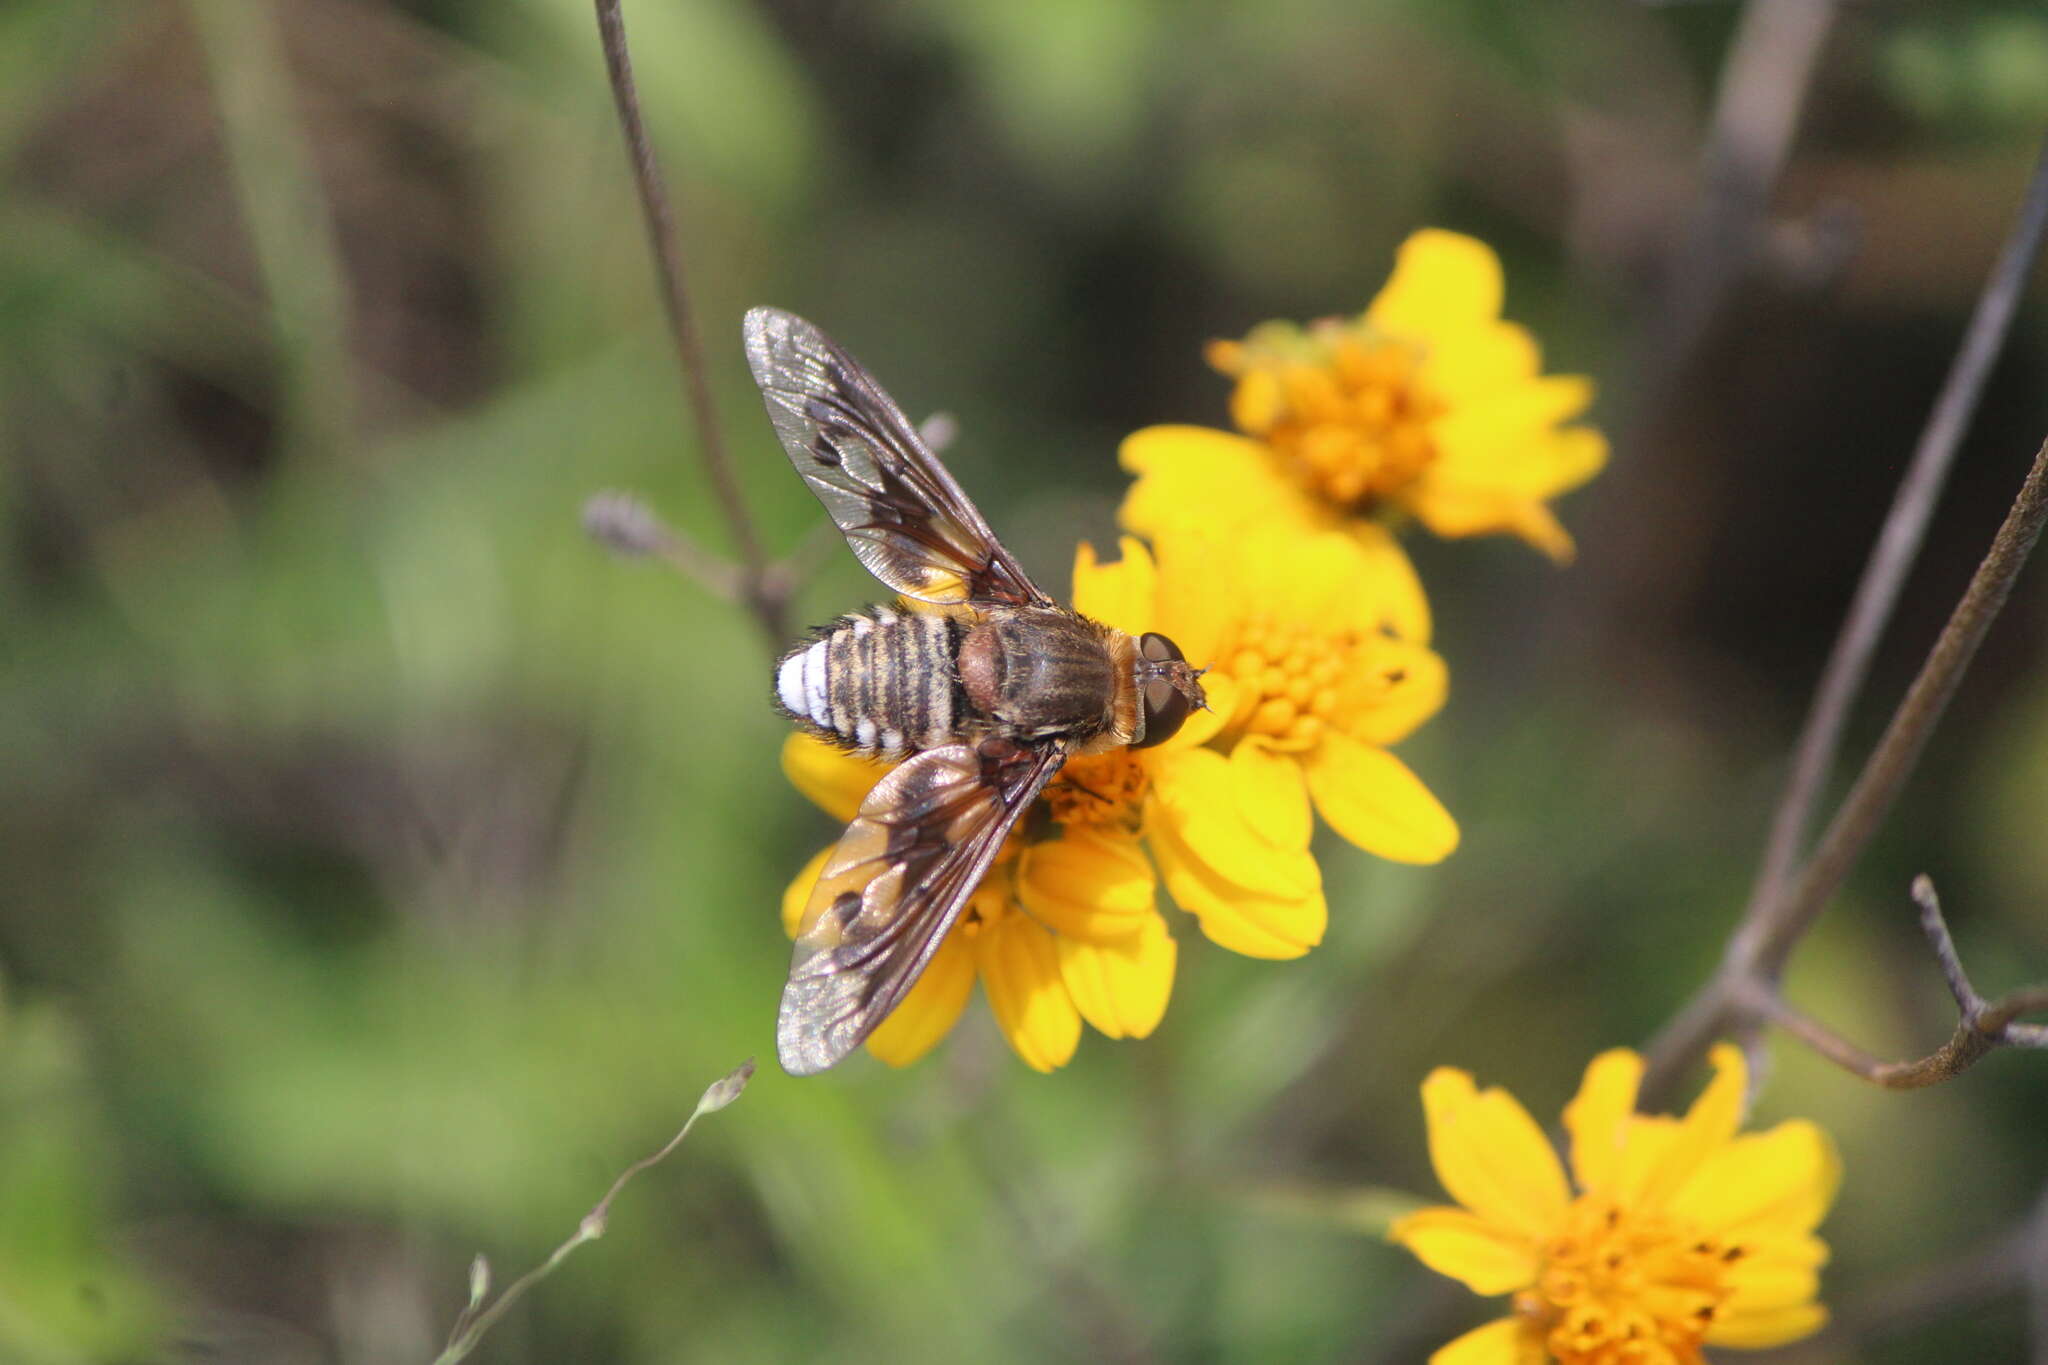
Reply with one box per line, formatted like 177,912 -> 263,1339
745,308 -> 1207,1076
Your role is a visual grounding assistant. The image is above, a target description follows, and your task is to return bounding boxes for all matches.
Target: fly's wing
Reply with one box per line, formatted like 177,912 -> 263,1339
743,307 -> 1052,608
777,740 -> 1065,1075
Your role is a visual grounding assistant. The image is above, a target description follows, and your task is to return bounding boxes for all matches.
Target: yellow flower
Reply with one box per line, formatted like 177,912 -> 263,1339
782,730 -> 1180,1073
1121,228 -> 1606,563
1103,521 -> 1457,962
778,527 -> 1455,1068
778,538 -> 1240,1072
1390,1045 -> 1840,1365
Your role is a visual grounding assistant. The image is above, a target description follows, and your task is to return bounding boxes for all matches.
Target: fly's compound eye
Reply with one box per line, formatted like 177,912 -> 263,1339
1139,632 -> 1183,665
1134,632 -> 1194,749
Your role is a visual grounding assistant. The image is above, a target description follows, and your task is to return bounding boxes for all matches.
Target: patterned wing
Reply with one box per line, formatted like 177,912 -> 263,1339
743,307 -> 1051,608
777,739 -> 1065,1075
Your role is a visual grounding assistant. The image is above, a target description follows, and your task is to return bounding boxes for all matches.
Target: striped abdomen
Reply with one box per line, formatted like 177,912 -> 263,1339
774,605 -> 964,759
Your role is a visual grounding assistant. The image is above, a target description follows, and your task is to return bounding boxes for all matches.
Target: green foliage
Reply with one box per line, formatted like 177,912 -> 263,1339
0,988 -> 156,1363
2,1 -> 2045,1361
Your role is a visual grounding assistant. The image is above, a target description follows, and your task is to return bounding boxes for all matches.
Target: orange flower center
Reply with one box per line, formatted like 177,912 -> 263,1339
1511,1196 -> 1742,1365
1044,748 -> 1150,830
1223,610 -> 1405,752
1209,325 -> 1444,511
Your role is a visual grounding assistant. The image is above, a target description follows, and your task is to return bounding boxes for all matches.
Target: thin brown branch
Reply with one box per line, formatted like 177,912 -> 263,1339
1748,441 -> 2048,976
583,491 -> 746,601
1644,430 -> 2048,1101
1747,134 -> 2048,918
1733,878 -> 2048,1088
1636,0 -> 1839,408
1640,138 -> 2048,1103
592,0 -> 782,642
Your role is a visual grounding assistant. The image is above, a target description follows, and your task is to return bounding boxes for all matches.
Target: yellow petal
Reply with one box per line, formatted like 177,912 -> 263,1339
1419,1068 -> 1571,1241
1071,536 -> 1157,637
1720,1255 -> 1823,1312
1427,1318 -> 1540,1365
1668,1119 -> 1841,1241
1232,737 -> 1311,851
1015,827 -> 1156,943
1613,1114 -> 1679,1200
1256,529 -> 1364,626
1535,425 -> 1609,495
1387,1206 -> 1538,1296
1404,411 -> 1605,563
1234,525 -> 1381,631
781,732 -> 887,823
1117,425 -> 1311,543
1056,912 -> 1176,1039
1417,319 -> 1540,404
1630,1042 -> 1747,1210
1229,366 -> 1285,432
1149,747 -> 1320,897
781,844 -> 836,939
1402,479 -> 1560,554
1304,733 -> 1458,864
1432,377 -> 1596,470
864,929 -> 977,1067
974,911 -> 1082,1072
1704,1302 -> 1828,1349
1149,525 -> 1238,668
1339,639 -> 1448,748
1505,502 -> 1576,565
1149,807 -> 1325,958
1562,1049 -> 1643,1194
1120,423 -> 1275,480
1353,522 -> 1432,645
1367,230 -> 1505,340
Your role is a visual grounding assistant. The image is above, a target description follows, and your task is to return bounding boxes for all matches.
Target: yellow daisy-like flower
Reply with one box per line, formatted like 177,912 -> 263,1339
1390,1045 -> 1840,1365
778,526 -> 1455,1069
1121,228 -> 1607,563
781,721 -> 1206,1073
776,541 -> 1241,1073
1102,522 -> 1458,960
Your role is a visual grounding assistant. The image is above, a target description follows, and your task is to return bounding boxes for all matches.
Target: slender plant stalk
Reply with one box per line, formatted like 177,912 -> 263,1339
1645,433 -> 2048,1099
1747,135 -> 2048,917
1638,0 -> 1840,413
592,0 -> 782,641
1640,133 -> 2048,1101
433,1061 -> 752,1365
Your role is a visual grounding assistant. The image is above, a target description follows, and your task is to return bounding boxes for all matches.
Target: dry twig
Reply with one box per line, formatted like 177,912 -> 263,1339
1739,878 -> 2048,1089
1646,430 -> 2048,1100
1747,135 -> 2048,921
1641,133 -> 2048,1102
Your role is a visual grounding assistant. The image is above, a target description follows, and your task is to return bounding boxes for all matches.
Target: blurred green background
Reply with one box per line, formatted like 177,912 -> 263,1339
5,1 -> 2048,1361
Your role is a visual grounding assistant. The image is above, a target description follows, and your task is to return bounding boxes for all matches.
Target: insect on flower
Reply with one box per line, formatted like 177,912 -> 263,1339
745,308 -> 1209,1076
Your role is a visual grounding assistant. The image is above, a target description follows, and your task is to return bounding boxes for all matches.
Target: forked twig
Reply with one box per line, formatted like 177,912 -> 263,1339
433,1061 -> 753,1365
1738,878 -> 2048,1090
1641,135 -> 2048,1102
1645,432 -> 2048,1099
